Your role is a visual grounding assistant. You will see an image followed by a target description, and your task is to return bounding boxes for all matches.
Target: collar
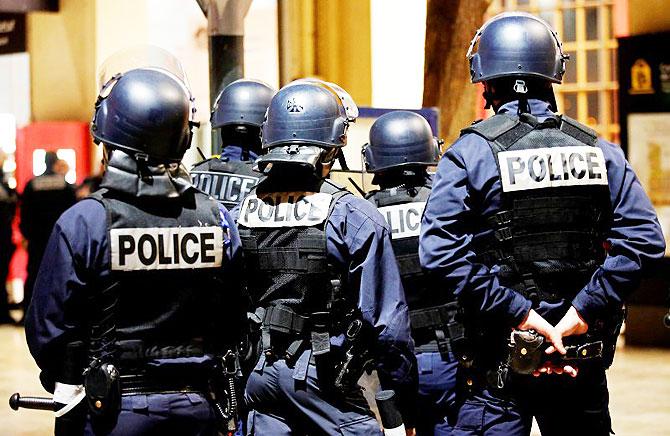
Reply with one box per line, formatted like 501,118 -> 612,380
100,150 -> 193,199
497,99 -> 555,119
220,145 -> 258,162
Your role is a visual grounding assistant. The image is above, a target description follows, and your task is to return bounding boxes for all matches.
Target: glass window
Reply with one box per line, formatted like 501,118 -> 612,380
585,7 -> 599,40
586,50 -> 599,83
563,92 -> 578,118
487,0 -> 619,142
564,50 -> 577,83
562,8 -> 576,42
586,91 -> 600,125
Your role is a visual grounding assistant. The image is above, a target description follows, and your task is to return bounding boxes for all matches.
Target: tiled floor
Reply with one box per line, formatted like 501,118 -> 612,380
1,325 -> 668,435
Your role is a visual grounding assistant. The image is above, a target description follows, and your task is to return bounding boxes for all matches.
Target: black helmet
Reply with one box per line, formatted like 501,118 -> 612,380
258,81 -> 357,170
467,12 -> 568,84
363,111 -> 439,173
211,79 -> 276,130
91,68 -> 196,163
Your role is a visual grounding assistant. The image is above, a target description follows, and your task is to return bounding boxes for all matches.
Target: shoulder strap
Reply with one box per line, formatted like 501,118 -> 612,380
461,114 -> 534,152
559,115 -> 598,146
461,114 -> 520,141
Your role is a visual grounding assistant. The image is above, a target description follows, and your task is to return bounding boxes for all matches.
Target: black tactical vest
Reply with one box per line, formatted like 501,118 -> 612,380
89,188 -> 229,370
367,185 -> 431,308
191,156 -> 260,209
368,184 -> 463,358
462,113 -> 611,304
237,179 -> 350,356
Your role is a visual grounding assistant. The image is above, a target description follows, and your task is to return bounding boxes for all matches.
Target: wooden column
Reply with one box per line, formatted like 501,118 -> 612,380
423,0 -> 490,145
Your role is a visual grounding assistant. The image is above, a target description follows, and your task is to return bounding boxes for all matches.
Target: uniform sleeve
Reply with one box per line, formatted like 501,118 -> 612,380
25,200 -> 107,391
327,197 -> 418,425
572,142 -> 666,325
419,136 -> 532,326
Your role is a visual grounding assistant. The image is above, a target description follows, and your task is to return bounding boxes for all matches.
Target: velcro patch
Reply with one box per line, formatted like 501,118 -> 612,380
191,171 -> 258,203
378,202 -> 426,239
238,192 -> 332,228
110,226 -> 223,271
499,146 -> 608,192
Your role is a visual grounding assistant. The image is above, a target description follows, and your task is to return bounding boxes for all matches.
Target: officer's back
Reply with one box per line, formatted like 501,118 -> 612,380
25,52 -> 244,436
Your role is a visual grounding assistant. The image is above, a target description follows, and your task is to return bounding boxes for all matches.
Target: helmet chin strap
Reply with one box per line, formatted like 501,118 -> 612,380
513,80 -> 530,115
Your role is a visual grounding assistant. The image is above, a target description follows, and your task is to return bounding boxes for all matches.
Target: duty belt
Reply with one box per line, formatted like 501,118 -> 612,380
119,372 -> 209,395
409,302 -> 464,360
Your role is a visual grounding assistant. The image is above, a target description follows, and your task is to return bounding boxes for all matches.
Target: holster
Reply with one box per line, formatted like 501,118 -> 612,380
84,361 -> 121,433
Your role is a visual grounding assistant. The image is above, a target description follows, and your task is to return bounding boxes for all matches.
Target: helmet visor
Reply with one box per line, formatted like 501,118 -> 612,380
97,45 -> 190,93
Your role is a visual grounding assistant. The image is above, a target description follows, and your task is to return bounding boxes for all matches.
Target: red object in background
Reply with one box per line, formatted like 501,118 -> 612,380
15,121 -> 91,192
9,121 -> 92,284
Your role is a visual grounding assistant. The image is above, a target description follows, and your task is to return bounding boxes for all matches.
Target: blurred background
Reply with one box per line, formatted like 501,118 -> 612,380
0,0 -> 669,434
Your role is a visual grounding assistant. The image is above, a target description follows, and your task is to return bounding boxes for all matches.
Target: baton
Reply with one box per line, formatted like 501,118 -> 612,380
9,393 -> 55,411
375,390 -> 405,436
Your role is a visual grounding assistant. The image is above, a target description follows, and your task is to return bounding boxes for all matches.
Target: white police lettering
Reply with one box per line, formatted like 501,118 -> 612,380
110,227 -> 223,271
378,202 -> 426,239
499,146 -> 608,192
191,171 -> 258,203
239,192 -> 332,228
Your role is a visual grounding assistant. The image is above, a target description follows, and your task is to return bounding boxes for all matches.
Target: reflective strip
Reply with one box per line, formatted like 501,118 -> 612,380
499,146 -> 608,192
239,192 -> 332,228
110,226 -> 224,271
378,202 -> 426,239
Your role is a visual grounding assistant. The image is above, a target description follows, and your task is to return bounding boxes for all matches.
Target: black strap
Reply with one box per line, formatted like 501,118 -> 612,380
410,303 -> 463,361
559,115 -> 598,146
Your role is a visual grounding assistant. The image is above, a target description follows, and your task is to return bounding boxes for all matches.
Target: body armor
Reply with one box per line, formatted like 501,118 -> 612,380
237,179 -> 350,361
89,188 -> 228,371
191,156 -> 260,209
463,113 -> 611,304
368,184 -> 462,359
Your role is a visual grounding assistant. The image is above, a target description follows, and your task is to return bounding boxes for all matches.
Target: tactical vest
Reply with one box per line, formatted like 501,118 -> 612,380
462,113 -> 611,304
89,188 -> 229,371
191,156 -> 260,209
237,180 -> 350,361
368,185 -> 462,359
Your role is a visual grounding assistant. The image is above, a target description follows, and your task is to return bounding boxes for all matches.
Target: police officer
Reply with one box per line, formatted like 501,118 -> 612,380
0,151 -> 17,324
363,111 -> 456,435
237,81 -> 417,435
25,52 -> 245,435
191,79 -> 275,209
20,151 -> 76,317
420,12 -> 665,435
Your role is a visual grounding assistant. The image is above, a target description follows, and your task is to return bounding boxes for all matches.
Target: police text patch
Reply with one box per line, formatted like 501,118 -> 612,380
498,146 -> 608,192
191,171 -> 258,204
110,227 -> 224,271
239,192 -> 332,228
379,202 -> 425,239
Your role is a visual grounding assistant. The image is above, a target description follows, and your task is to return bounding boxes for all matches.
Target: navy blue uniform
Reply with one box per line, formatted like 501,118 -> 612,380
25,197 -> 242,435
420,99 -> 666,435
20,172 -> 76,314
234,190 -> 417,435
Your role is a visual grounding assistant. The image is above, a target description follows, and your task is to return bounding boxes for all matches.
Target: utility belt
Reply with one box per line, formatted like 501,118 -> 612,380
119,372 -> 209,395
81,351 -> 240,434
254,304 -> 375,391
409,302 -> 465,361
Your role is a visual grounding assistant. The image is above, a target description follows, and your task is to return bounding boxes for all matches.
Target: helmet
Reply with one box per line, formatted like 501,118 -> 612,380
211,79 -> 276,129
363,111 -> 439,173
467,12 -> 568,84
91,68 -> 196,163
258,81 -> 356,170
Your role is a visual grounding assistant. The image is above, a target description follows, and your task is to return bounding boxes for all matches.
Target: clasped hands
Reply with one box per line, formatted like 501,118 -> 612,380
517,306 -> 589,378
